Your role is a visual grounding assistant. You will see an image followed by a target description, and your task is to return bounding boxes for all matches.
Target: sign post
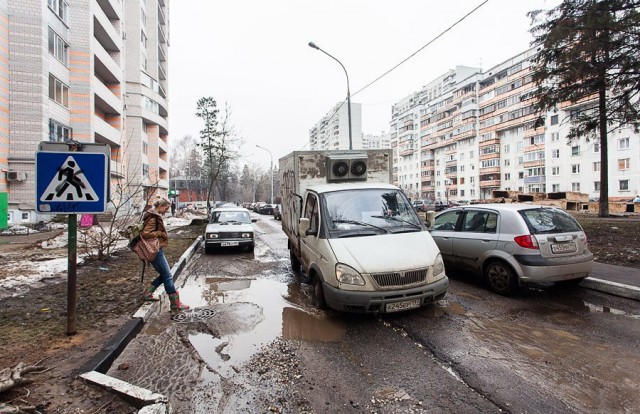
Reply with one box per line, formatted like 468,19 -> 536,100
36,142 -> 109,335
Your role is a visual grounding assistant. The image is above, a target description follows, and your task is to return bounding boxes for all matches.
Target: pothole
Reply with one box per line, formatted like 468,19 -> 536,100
171,307 -> 217,323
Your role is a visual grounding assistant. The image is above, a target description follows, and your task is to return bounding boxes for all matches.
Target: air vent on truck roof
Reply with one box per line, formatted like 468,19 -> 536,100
326,153 -> 368,182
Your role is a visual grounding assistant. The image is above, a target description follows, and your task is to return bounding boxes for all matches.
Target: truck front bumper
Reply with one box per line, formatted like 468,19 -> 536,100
322,276 -> 449,313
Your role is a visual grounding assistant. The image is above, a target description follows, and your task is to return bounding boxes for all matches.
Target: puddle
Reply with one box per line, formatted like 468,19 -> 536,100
186,278 -> 345,377
583,301 -> 640,319
421,299 -> 467,317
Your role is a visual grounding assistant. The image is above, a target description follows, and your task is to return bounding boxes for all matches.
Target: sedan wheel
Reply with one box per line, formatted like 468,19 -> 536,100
485,260 -> 518,295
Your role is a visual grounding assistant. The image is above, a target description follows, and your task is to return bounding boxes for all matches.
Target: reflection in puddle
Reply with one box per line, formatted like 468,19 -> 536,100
188,278 -> 344,377
583,301 -> 640,319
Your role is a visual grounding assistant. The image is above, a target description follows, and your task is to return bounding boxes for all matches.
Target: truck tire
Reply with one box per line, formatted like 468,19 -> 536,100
313,275 -> 326,309
290,249 -> 301,273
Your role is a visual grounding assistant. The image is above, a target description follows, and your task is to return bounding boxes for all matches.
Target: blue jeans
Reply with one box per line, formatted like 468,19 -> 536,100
149,248 -> 176,294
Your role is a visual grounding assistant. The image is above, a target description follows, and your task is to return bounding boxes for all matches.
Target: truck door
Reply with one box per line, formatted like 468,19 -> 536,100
300,193 -> 322,271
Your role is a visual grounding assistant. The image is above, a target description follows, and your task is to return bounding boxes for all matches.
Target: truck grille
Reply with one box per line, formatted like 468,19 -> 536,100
371,269 -> 427,287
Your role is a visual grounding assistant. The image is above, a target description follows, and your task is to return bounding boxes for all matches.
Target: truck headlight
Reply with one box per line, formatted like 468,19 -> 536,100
336,263 -> 365,286
433,253 -> 445,276
241,233 -> 252,238
208,233 -> 219,239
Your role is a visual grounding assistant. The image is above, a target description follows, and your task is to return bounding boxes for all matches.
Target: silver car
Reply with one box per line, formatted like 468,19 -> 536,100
429,204 -> 593,295
204,207 -> 257,254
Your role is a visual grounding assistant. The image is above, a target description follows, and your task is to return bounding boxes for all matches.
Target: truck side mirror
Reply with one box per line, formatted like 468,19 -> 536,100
299,217 -> 310,237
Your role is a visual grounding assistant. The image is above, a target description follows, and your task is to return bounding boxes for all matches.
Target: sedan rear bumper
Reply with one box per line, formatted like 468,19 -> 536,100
514,250 -> 594,282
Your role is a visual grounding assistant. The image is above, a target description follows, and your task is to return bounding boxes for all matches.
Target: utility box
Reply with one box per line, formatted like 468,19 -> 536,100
0,192 -> 7,229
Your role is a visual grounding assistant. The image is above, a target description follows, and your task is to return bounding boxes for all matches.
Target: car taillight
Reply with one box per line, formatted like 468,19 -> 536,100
514,235 -> 539,249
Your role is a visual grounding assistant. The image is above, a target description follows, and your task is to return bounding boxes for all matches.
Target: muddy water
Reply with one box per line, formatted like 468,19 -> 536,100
184,277 -> 345,378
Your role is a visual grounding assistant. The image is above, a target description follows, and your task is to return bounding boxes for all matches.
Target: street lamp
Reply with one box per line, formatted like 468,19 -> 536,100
256,145 -> 274,204
308,41 -> 353,150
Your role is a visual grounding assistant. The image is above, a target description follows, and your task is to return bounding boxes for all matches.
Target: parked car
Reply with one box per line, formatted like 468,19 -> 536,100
412,199 -> 434,212
273,204 -> 282,220
429,204 -> 593,295
258,203 -> 275,215
434,200 -> 448,211
204,207 -> 257,254
253,202 -> 266,212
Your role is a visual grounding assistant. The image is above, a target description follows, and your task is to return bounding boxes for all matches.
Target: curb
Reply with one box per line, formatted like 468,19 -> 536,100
79,235 -> 203,413
580,277 -> 640,301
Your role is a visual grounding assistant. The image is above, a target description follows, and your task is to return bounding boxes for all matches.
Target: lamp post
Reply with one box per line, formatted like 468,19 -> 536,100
256,145 -> 273,204
308,41 -> 352,150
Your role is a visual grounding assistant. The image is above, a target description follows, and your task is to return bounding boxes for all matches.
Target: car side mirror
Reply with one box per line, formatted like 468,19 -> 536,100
251,218 -> 258,223
299,217 -> 310,237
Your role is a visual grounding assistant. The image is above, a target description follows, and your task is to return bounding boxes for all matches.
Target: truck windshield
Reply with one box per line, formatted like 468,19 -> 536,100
324,189 -> 422,234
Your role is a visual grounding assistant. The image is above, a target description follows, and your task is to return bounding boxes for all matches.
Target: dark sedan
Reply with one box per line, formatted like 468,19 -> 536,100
258,204 -> 275,215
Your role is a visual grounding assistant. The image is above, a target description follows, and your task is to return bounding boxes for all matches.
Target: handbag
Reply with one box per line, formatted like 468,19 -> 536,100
131,235 -> 160,262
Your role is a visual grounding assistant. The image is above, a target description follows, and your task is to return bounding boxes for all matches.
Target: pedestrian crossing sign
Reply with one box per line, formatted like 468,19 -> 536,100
36,151 -> 108,214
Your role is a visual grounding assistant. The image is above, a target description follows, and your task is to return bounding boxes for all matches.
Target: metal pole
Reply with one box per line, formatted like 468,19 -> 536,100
67,213 -> 77,335
308,42 -> 352,150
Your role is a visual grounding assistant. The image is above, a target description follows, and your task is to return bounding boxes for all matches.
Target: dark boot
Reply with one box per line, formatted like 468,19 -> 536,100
168,292 -> 189,311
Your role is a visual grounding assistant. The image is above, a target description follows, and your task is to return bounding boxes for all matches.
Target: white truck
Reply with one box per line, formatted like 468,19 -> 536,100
279,150 -> 448,313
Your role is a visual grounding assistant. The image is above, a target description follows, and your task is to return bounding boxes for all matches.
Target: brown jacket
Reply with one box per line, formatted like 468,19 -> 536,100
141,209 -> 169,248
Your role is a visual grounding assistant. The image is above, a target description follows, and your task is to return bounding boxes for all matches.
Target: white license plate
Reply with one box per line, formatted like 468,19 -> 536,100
220,242 -> 239,247
385,298 -> 421,312
551,242 -> 577,253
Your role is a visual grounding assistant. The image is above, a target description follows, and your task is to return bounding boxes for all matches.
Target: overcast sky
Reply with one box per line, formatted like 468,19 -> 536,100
168,0 -> 560,170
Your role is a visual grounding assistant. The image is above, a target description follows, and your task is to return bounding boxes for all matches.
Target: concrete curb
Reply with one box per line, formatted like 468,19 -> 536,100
78,235 -> 202,412
580,277 -> 640,301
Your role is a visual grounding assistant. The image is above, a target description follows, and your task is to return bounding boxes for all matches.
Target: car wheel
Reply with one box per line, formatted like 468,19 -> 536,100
290,249 -> 301,273
313,275 -> 326,309
484,260 -> 518,295
205,245 -> 214,255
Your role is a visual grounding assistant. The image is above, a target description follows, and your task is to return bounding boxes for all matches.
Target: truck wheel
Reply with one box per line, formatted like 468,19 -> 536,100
484,260 -> 518,295
290,249 -> 301,273
313,276 -> 326,309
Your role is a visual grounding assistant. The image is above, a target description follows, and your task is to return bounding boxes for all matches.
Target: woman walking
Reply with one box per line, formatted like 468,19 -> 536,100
141,197 -> 190,310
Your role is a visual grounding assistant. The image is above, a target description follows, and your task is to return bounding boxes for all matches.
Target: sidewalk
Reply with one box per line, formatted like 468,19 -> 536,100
581,262 -> 640,301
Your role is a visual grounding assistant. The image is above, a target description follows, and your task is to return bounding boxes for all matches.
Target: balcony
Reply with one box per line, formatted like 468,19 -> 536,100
110,160 -> 125,178
479,180 -> 501,188
158,44 -> 167,62
94,76 -> 122,115
524,176 -> 546,184
158,62 -> 167,80
158,158 -> 168,172
95,0 -> 121,20
400,148 -> 415,157
93,9 -> 121,53
93,39 -> 122,84
94,115 -> 122,147
158,25 -> 167,44
158,4 -> 166,25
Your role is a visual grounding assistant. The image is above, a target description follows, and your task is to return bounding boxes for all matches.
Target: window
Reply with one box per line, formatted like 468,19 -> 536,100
552,184 -> 560,192
552,149 -> 560,159
48,27 -> 68,65
518,172 -> 524,179
462,211 -> 497,233
433,210 -> 458,232
49,119 -> 71,142
571,164 -> 580,174
304,194 -> 319,234
550,132 -> 559,142
594,182 -> 600,191
48,74 -> 69,107
517,141 -> 523,152
620,179 -> 630,191
593,142 -> 600,153
48,0 -> 68,22
550,114 -> 558,125
571,146 -> 580,156
552,166 -> 560,176
504,144 -> 510,153
593,162 -> 601,172
504,159 -> 510,167
504,173 -> 511,180
142,141 -> 148,155
572,182 -> 580,192
142,164 -> 149,178
469,150 -> 474,159
618,137 -> 630,150
618,158 -> 630,170
141,30 -> 147,49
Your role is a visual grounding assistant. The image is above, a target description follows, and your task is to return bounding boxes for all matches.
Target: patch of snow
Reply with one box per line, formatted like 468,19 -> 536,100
0,256 -> 84,299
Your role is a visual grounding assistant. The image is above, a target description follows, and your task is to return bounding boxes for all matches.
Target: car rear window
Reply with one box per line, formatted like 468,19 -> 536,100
519,208 -> 582,234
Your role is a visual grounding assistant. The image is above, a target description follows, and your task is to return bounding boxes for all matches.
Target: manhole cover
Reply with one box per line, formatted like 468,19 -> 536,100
171,308 -> 217,323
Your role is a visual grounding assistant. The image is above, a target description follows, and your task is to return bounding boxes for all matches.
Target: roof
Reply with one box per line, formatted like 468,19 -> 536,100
307,182 -> 398,194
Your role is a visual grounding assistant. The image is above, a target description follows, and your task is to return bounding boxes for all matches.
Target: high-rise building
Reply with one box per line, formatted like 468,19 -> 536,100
391,50 -> 640,202
0,0 -> 169,225
310,101 -> 362,150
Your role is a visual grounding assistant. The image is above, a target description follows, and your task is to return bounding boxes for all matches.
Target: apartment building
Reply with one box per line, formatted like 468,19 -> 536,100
390,66 -> 481,202
362,132 -> 391,150
391,50 -> 640,202
123,0 -> 169,204
0,0 -> 169,225
309,101 -> 362,150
